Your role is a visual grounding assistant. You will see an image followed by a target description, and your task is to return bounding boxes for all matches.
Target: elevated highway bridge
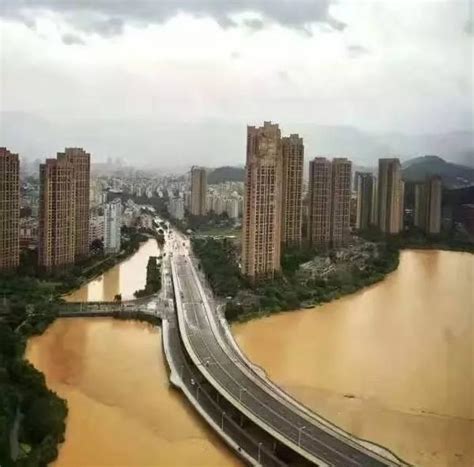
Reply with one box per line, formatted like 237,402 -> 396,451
168,246 -> 408,467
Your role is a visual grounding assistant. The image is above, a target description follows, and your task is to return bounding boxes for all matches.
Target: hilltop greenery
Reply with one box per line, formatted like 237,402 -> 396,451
208,166 -> 245,184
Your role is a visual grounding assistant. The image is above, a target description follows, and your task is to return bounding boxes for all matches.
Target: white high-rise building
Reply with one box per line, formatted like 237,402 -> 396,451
169,197 -> 185,220
89,214 -> 104,243
226,198 -> 239,219
104,198 -> 122,254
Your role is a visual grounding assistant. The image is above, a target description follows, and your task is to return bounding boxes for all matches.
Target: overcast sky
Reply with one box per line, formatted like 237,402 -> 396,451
0,1 -> 472,166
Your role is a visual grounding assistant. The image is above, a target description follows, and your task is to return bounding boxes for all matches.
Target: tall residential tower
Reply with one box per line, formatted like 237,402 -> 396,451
39,158 -> 76,270
57,148 -> 90,259
281,134 -> 304,247
377,158 -> 404,234
330,158 -> 352,247
308,157 -> 352,249
0,148 -> 20,271
104,198 -> 122,254
355,172 -> 376,231
190,167 -> 207,216
414,176 -> 442,234
242,122 -> 282,281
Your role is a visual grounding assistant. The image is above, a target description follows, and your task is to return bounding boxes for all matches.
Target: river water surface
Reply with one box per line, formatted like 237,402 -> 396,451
27,239 -> 239,466
27,248 -> 473,466
65,238 -> 162,302
234,250 -> 473,467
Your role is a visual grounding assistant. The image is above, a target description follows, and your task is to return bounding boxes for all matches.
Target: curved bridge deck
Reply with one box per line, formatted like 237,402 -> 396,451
170,251 -> 408,467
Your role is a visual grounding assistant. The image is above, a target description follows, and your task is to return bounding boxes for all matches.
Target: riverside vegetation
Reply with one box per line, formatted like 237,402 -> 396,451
191,237 -> 400,323
192,225 -> 473,323
134,256 -> 162,298
0,226 -> 162,466
0,296 -> 66,466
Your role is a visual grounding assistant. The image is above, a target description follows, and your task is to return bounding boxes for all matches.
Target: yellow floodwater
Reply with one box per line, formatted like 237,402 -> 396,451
65,238 -> 161,302
234,250 -> 474,467
27,319 -> 240,466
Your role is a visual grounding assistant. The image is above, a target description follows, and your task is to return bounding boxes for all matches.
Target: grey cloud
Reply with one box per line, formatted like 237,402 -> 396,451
243,18 -> 265,31
0,0 -> 345,35
465,20 -> 473,35
347,45 -> 369,57
61,33 -> 85,45
277,70 -> 292,83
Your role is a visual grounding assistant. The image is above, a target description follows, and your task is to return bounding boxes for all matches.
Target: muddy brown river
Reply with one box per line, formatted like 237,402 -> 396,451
27,248 -> 473,466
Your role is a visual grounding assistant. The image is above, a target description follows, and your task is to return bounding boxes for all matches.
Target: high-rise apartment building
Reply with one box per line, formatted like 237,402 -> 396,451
190,167 -> 207,216
308,158 -> 332,248
242,122 -> 282,281
330,158 -> 352,247
355,172 -> 376,231
414,176 -> 442,234
377,158 -> 404,234
39,158 -> 76,270
57,148 -> 90,259
281,134 -> 304,247
308,158 -> 352,248
168,197 -> 185,220
0,148 -> 20,271
104,198 -> 122,254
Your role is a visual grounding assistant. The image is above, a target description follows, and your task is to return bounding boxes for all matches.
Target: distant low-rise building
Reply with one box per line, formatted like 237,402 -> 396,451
19,217 -> 38,249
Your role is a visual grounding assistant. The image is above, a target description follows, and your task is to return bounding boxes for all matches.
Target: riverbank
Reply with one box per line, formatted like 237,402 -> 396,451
26,319 -> 240,466
0,234 -> 162,466
192,237 -> 401,323
233,250 -> 474,466
0,301 -> 67,465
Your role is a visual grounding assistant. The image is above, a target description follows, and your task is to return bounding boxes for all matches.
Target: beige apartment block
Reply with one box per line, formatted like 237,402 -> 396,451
0,148 -> 20,271
414,175 -> 442,234
190,166 -> 207,216
377,158 -> 403,234
57,148 -> 90,260
281,134 -> 304,247
330,158 -> 352,247
308,157 -> 333,248
242,122 -> 282,281
355,171 -> 375,231
39,158 -> 76,270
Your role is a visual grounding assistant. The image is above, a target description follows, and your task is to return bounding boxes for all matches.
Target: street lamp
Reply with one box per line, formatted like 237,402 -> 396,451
298,426 -> 306,447
257,442 -> 262,463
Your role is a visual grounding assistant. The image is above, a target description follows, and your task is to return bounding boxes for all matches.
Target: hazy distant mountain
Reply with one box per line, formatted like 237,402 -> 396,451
402,155 -> 474,188
208,166 -> 245,184
1,112 -> 472,169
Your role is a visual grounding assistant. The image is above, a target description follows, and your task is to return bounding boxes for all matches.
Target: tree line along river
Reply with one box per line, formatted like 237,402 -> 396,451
26,240 -> 473,466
